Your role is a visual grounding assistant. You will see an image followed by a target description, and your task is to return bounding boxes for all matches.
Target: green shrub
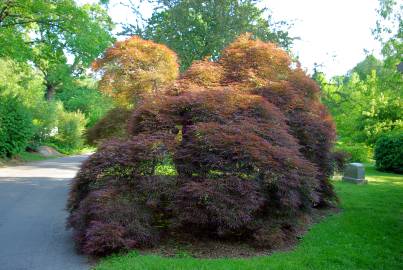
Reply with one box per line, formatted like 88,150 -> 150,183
56,85 -> 113,127
50,103 -> 87,153
0,95 -> 34,158
28,101 -> 87,153
374,132 -> 403,173
29,101 -> 60,149
335,142 -> 372,163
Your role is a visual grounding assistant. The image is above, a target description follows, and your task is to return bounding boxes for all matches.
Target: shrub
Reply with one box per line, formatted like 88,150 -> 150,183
29,101 -> 60,149
28,101 -> 86,152
68,34 -> 336,256
374,132 -> 403,173
181,60 -> 224,87
0,95 -> 34,158
45,102 -> 86,153
85,107 -> 131,145
174,176 -> 264,236
93,36 -> 179,106
331,150 -> 351,174
68,188 -> 159,256
335,142 -> 372,163
17,100 -> 91,154
56,84 -> 114,127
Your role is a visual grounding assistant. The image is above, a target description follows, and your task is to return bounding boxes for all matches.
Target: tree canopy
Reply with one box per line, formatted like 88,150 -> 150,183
0,0 -> 114,99
123,0 -> 293,70
93,36 -> 179,106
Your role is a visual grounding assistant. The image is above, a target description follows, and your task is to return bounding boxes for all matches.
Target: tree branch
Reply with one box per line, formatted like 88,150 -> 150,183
0,18 -> 63,28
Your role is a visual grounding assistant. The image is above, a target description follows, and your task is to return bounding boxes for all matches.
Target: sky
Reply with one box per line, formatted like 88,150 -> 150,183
82,0 -> 383,78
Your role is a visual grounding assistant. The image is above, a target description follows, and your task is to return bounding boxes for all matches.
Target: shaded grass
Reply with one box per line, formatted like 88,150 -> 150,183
94,164 -> 403,270
0,151 -> 51,167
16,151 -> 52,162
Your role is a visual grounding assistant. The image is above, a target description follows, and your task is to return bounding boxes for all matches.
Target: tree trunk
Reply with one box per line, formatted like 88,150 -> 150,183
45,82 -> 55,101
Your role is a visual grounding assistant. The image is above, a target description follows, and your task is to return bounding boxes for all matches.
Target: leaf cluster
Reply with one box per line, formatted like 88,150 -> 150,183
93,36 -> 179,106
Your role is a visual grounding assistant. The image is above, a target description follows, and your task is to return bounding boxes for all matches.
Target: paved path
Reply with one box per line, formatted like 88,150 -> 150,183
0,155 -> 91,270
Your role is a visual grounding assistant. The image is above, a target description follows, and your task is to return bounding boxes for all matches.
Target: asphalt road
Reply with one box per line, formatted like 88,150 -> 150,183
0,155 -> 91,270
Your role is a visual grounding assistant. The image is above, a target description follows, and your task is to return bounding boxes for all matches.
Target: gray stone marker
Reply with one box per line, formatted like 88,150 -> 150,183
343,163 -> 367,184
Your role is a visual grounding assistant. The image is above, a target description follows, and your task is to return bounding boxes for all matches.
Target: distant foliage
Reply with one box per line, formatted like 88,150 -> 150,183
68,34 -> 336,256
374,132 -> 403,174
0,96 -> 34,158
93,36 -> 179,106
316,0 -> 402,155
0,0 -> 114,100
0,58 -> 44,104
0,58 -> 94,154
334,142 -> 373,163
134,0 -> 293,70
49,104 -> 87,153
56,84 -> 114,127
85,107 -> 132,146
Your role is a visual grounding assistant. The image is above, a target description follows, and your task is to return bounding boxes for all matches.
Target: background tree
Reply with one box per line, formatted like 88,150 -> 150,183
316,61 -> 401,162
92,36 -> 179,106
314,0 -> 402,162
0,0 -> 114,100
122,0 -> 293,70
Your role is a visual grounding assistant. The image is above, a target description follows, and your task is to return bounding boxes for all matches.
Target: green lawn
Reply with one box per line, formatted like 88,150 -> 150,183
0,152 -> 51,167
94,164 -> 403,270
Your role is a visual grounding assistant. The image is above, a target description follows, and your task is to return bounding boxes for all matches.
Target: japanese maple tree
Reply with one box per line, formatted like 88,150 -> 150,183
68,34 -> 336,256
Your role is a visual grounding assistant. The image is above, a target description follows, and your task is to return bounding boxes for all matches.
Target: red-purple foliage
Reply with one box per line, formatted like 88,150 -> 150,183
252,71 -> 336,205
68,34 -> 337,256
174,176 -> 264,236
331,150 -> 351,173
67,188 -> 156,255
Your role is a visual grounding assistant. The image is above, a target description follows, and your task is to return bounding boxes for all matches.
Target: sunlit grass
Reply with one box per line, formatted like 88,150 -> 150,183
94,164 -> 403,270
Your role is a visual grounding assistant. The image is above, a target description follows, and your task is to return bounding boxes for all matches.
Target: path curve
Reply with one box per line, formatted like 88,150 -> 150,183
0,155 -> 91,270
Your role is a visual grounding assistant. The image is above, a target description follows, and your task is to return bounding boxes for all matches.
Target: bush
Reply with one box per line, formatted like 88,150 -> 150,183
331,150 -> 351,174
68,35 -> 337,256
174,176 -> 264,236
50,103 -> 86,153
0,95 -> 34,158
335,142 -> 372,163
29,101 -> 60,149
93,36 -> 179,106
85,107 -> 131,145
56,84 -> 114,127
374,132 -> 403,173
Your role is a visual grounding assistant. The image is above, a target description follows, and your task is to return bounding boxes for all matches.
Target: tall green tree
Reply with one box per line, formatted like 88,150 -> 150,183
317,64 -> 402,146
373,0 -> 402,93
317,0 -> 402,147
0,0 -> 114,100
123,0 -> 293,70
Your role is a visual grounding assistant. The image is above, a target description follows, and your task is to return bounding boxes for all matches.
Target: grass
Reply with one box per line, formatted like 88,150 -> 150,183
46,142 -> 96,155
94,164 -> 403,270
0,151 -> 52,167
0,146 -> 95,167
17,151 -> 52,162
